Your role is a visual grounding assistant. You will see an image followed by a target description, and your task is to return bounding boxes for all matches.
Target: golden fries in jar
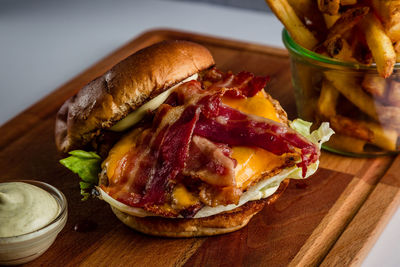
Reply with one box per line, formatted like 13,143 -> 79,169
267,0 -> 400,154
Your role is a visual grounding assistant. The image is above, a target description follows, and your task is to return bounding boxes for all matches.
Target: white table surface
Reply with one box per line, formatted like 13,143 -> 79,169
0,0 -> 399,265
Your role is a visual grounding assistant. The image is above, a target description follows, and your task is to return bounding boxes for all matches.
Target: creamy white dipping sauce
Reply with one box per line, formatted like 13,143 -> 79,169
0,182 -> 60,238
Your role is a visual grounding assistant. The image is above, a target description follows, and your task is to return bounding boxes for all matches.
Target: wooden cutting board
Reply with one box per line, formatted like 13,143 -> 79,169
1,29 -> 399,267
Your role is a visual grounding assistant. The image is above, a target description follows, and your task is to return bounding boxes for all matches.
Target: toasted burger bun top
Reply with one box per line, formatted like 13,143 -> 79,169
55,40 -> 215,153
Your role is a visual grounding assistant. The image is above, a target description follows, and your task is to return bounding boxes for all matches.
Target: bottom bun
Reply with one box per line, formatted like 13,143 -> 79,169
111,179 -> 289,237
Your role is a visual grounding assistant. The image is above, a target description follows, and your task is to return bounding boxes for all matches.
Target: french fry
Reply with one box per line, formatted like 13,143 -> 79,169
318,0 -> 340,16
364,121 -> 398,151
324,35 -> 355,60
327,7 -> 370,40
387,80 -> 400,106
371,0 -> 400,23
349,27 -> 374,65
341,0 -> 357,5
323,13 -> 341,29
371,0 -> 400,41
267,0 -> 400,153
361,74 -> 387,99
324,72 -> 378,119
387,23 -> 400,42
330,115 -> 373,141
330,115 -> 398,151
287,0 -> 327,40
361,13 -> 396,78
287,0 -> 312,16
324,71 -> 400,125
318,79 -> 339,118
265,0 -> 318,50
367,18 -> 397,73
326,134 -> 366,153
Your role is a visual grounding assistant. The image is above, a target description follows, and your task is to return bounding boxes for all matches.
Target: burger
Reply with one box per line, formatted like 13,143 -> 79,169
57,40 -> 333,237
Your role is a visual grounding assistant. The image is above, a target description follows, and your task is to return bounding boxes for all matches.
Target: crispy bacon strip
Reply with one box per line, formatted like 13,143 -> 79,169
194,104 -> 319,177
183,136 -> 236,187
173,80 -> 319,176
202,68 -> 269,98
111,105 -> 200,213
139,105 -> 200,205
106,70 -> 318,216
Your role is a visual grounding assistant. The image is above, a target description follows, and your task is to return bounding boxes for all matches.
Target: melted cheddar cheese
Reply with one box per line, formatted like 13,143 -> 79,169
172,184 -> 198,208
221,91 -> 285,189
102,128 -> 142,180
232,146 -> 286,189
103,90 -> 288,207
222,91 -> 280,123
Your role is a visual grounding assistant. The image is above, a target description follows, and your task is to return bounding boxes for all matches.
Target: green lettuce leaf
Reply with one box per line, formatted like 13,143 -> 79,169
284,119 -> 335,178
60,150 -> 101,200
289,119 -> 335,149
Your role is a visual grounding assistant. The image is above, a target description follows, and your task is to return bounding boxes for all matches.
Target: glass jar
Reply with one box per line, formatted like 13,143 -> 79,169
282,29 -> 400,156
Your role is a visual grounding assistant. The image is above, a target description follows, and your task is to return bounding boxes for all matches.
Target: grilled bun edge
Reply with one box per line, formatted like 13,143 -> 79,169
55,40 -> 215,152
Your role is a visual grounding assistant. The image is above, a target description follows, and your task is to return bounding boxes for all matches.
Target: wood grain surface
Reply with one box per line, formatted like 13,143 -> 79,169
0,29 -> 399,266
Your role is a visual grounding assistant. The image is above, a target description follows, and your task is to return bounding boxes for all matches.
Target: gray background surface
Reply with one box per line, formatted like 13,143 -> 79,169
173,0 -> 271,12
